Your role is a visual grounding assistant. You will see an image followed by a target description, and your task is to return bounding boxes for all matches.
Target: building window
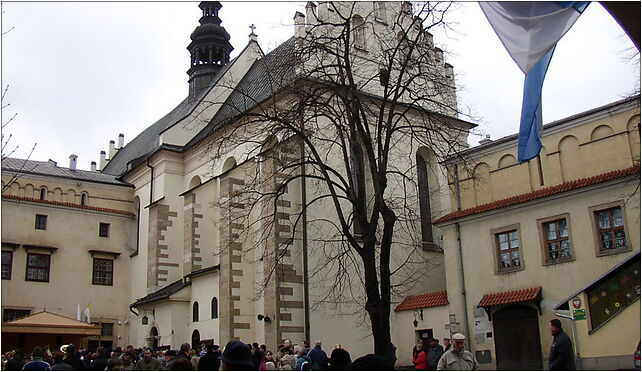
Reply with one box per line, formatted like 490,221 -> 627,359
539,216 -> 573,264
193,302 -> 199,322
211,297 -> 218,319
35,214 -> 47,230
586,254 -> 640,331
352,15 -> 366,49
494,228 -> 522,273
91,322 -> 114,338
92,258 -> 114,286
594,206 -> 627,254
99,223 -> 110,238
39,188 -> 46,200
417,152 -> 436,251
374,2 -> 387,23
26,253 -> 50,282
2,309 -> 31,322
81,193 -> 87,206
2,251 -> 13,280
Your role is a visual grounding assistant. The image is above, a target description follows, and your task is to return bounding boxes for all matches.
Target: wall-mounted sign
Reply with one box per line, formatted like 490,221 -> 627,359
572,297 -> 582,309
572,309 -> 586,320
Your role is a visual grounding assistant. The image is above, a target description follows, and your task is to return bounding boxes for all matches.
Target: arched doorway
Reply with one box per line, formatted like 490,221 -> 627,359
493,305 -> 542,370
191,329 -> 200,350
150,327 -> 159,350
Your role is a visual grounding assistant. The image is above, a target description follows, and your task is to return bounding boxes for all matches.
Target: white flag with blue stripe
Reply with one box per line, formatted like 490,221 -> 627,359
479,2 -> 589,163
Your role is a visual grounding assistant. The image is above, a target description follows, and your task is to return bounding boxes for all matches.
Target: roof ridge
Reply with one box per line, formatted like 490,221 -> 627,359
434,165 -> 640,224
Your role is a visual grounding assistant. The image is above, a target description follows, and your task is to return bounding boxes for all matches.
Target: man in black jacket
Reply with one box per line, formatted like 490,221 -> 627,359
548,318 -> 575,370
197,345 -> 220,371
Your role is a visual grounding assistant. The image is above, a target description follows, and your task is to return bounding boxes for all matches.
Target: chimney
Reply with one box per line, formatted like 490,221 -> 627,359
91,161 -> 97,172
69,154 -> 78,171
118,133 -> 124,149
99,151 -> 107,170
480,134 -> 492,145
108,140 -> 116,159
294,11 -> 305,38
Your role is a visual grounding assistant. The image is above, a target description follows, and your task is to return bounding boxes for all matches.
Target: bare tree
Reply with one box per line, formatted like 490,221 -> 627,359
1,84 -> 36,193
195,2 -> 474,360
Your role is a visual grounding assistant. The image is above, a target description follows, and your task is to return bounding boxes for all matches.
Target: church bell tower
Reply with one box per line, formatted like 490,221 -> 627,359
187,1 -> 233,99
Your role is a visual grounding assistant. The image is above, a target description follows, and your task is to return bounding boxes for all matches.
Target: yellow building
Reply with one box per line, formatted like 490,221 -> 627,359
431,96 -> 640,370
1,157 -> 135,351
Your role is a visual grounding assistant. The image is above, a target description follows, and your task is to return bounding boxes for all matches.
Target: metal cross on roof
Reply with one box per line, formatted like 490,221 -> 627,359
249,24 -> 257,35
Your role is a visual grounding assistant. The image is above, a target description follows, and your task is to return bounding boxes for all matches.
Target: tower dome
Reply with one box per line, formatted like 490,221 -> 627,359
187,1 -> 233,99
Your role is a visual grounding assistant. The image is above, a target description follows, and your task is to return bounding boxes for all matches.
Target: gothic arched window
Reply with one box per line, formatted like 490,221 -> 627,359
211,297 -> 218,319
416,151 -> 434,250
193,302 -> 199,322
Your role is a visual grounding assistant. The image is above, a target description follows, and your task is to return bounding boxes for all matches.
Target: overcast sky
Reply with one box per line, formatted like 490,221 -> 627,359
2,1 -> 639,171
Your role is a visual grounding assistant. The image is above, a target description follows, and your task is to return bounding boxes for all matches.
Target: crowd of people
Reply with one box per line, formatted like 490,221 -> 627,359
1,320 -> 574,371
1,339 -> 394,371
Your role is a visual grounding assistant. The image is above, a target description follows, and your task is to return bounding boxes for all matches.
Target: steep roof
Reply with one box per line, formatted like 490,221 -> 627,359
2,158 -> 130,186
184,37 -> 297,149
100,48 -> 242,176
434,165 -> 640,225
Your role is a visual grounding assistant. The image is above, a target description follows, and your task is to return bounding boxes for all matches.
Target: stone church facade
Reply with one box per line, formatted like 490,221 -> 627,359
3,1 -> 469,358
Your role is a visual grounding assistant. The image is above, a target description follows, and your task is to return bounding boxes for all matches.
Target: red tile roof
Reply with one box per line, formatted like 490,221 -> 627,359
434,165 -> 640,224
394,291 -> 448,312
2,194 -> 135,217
478,286 -> 541,307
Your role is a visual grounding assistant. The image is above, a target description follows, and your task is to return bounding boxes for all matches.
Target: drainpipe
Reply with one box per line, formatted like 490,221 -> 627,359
129,304 -> 139,317
453,164 -> 471,342
555,310 -> 581,370
299,107 -> 311,342
147,159 -> 154,205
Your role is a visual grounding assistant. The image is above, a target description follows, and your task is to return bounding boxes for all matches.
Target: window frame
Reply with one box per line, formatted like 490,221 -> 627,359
491,224 -> 525,274
193,302 -> 199,322
92,258 -> 114,286
1,250 -> 13,280
589,201 -> 631,257
35,214 -> 47,230
99,223 -> 110,238
211,297 -> 218,319
25,253 -> 51,282
537,214 -> 575,265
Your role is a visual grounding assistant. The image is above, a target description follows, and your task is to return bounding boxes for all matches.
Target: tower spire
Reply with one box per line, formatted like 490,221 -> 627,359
187,1 -> 233,99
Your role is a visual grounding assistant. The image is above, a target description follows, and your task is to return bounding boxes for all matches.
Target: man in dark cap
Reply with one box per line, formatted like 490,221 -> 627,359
548,318 -> 575,370
426,338 -> 444,370
219,341 -> 254,371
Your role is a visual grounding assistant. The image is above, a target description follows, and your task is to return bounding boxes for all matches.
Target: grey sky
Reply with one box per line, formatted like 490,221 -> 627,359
2,2 -> 639,170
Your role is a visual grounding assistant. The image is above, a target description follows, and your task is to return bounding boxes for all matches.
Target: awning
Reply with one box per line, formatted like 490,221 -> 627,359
394,291 -> 449,312
1,311 -> 101,335
478,287 -> 542,319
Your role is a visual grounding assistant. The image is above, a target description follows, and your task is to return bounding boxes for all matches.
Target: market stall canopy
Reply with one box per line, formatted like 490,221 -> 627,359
1,311 -> 101,335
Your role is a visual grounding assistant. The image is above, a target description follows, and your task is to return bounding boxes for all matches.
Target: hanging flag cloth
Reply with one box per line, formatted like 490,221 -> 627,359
479,2 -> 589,163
